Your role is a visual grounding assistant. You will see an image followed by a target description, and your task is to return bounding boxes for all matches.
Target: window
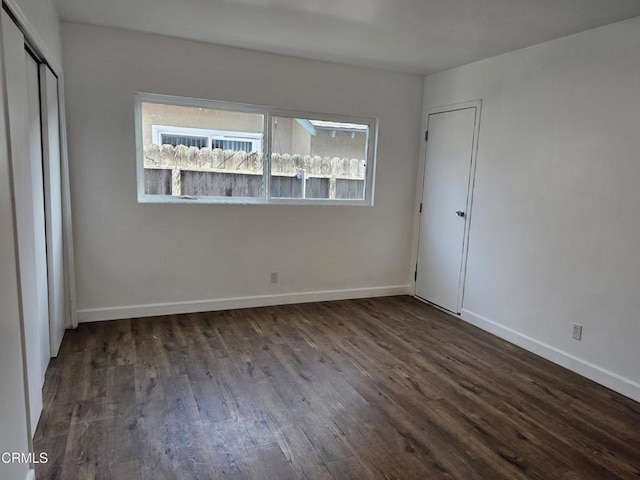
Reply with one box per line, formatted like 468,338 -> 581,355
135,93 -> 377,205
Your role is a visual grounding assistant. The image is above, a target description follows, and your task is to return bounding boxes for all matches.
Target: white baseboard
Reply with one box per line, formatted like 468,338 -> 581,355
25,469 -> 34,480
77,285 -> 412,323
460,309 -> 640,403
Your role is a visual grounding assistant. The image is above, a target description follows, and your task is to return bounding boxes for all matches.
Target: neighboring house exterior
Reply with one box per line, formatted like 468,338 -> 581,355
142,103 -> 367,159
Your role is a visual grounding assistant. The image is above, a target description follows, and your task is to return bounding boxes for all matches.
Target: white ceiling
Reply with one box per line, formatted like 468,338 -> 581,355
54,0 -> 640,74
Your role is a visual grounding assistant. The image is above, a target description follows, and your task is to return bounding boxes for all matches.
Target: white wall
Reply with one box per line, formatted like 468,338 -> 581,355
61,22 -> 422,320
419,17 -> 640,400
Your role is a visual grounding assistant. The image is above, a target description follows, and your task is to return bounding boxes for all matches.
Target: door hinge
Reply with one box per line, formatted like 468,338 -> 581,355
425,130 -> 429,142
419,203 -> 423,213
414,265 -> 418,281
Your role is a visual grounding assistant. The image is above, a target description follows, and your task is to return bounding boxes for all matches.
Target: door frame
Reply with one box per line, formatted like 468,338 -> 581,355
413,99 -> 482,314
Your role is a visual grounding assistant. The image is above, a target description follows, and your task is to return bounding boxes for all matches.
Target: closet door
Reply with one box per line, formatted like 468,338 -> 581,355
0,11 -> 33,478
40,65 -> 65,356
27,52 -> 51,379
1,10 -> 50,439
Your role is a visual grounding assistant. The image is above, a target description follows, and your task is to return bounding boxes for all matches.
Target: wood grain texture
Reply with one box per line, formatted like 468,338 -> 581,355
34,296 -> 640,479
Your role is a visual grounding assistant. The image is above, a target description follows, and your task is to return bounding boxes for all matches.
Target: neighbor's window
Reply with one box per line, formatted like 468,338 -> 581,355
135,93 -> 377,205
152,125 -> 262,153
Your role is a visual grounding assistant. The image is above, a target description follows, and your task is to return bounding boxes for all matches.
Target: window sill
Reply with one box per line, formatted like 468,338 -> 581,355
137,194 -> 374,206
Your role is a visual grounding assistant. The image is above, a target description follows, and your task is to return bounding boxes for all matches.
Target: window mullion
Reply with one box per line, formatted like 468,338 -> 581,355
264,110 -> 271,203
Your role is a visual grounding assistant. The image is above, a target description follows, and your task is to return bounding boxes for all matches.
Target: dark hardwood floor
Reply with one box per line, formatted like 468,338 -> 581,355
34,296 -> 640,479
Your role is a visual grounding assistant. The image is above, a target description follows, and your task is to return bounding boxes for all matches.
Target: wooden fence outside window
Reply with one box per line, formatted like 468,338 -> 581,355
143,145 -> 366,199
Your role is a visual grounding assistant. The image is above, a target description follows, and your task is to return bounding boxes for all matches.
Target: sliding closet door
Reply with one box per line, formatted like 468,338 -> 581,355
27,53 -> 51,377
1,10 -> 50,439
0,11 -> 33,478
40,65 -> 65,356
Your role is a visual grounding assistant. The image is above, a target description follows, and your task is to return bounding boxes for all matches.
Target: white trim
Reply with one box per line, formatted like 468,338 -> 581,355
152,124 -> 209,146
426,99 -> 483,117
135,94 -> 147,203
137,195 -> 375,206
295,118 -> 317,136
2,0 -> 62,75
25,469 -> 35,480
457,101 -> 482,312
264,110 -> 272,200
77,285 -> 412,323
460,309 -> 640,403
58,74 -> 77,329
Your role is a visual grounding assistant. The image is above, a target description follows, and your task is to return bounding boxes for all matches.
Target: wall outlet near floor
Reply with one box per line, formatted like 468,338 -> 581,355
270,272 -> 278,284
572,323 -> 583,341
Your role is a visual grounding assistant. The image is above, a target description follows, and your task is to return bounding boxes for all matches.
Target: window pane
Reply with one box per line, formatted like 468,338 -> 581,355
161,134 -> 208,149
270,116 -> 368,200
141,102 -> 264,198
211,139 -> 254,153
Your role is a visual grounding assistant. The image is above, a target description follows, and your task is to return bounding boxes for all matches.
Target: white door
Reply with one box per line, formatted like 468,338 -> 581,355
26,52 -> 52,380
416,106 -> 478,313
2,10 -> 52,439
0,12 -> 34,475
40,65 -> 66,356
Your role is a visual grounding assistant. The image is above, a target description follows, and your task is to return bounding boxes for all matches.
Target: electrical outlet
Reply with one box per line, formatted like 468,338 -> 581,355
572,323 -> 583,341
270,272 -> 278,284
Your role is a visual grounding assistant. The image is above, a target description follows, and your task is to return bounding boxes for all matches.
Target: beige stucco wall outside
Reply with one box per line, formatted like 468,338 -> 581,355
142,102 -> 367,159
142,103 -> 263,145
271,117 -> 367,159
310,129 -> 366,159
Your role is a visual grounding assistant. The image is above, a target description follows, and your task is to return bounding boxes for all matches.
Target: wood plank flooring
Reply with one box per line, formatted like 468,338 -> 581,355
34,296 -> 640,479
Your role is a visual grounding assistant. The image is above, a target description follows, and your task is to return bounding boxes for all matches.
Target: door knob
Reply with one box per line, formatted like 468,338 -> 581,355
456,211 -> 465,217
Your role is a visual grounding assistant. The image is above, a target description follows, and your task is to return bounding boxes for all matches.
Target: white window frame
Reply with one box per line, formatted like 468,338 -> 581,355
135,92 -> 378,206
151,125 -> 263,152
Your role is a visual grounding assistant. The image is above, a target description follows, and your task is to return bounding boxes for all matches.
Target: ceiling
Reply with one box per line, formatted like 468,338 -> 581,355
54,0 -> 640,74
